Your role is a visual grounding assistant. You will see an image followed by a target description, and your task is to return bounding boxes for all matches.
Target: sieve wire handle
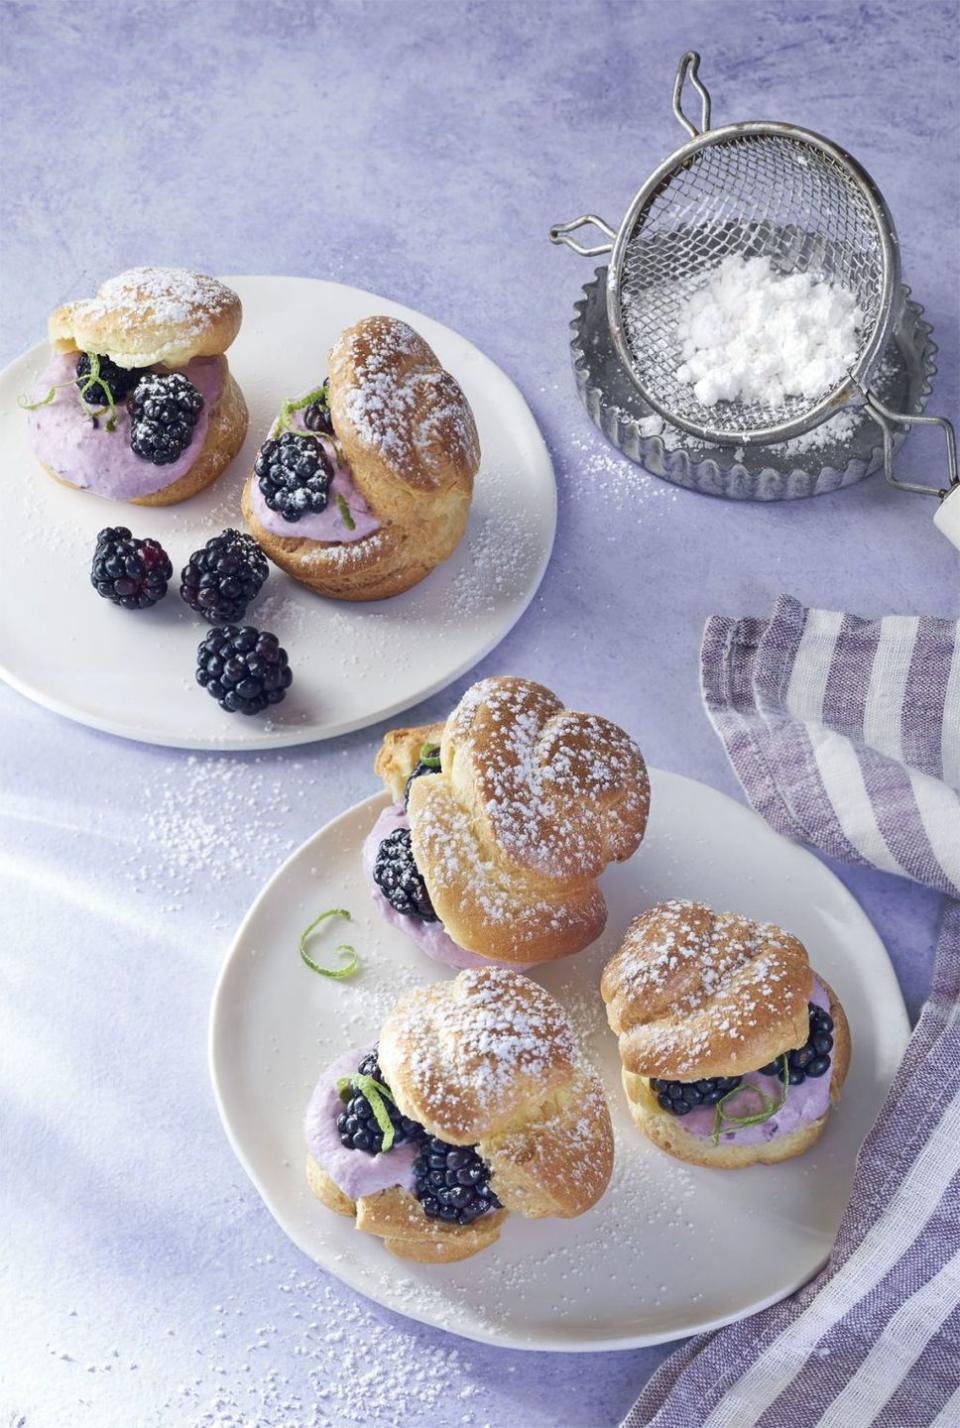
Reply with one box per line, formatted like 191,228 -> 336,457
548,215 -> 616,258
673,52 -> 712,138
862,391 -> 958,502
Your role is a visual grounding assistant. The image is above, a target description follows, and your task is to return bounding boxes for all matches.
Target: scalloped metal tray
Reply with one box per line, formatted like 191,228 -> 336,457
570,270 -> 937,500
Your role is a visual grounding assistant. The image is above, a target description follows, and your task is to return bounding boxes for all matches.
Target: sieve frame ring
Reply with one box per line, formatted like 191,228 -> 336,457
605,119 -> 902,448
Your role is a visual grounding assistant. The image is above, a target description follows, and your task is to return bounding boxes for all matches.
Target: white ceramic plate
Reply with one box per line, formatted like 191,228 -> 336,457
209,770 -> 909,1352
0,277 -> 555,749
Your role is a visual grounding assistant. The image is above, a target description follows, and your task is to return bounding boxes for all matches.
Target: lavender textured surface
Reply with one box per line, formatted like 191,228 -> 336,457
0,3 -> 956,1427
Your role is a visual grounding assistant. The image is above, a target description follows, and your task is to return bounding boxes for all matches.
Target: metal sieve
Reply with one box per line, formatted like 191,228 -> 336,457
550,52 -> 957,529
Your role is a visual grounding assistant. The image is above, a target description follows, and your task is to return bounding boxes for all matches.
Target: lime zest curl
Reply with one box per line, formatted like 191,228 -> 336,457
335,1072 -> 396,1151
335,492 -> 356,530
712,1054 -> 789,1145
298,907 -> 358,980
18,351 -> 120,431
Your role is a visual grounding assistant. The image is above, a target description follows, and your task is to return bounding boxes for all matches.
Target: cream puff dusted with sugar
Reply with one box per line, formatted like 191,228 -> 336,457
363,676 -> 650,969
601,900 -> 851,1169
304,967 -> 614,1262
241,314 -> 479,600
25,267 -> 248,506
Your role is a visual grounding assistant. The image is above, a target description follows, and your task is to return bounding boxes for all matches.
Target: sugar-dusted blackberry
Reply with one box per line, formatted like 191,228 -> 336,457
336,1049 -> 423,1154
76,353 -> 142,407
254,431 -> 332,522
651,1075 -> 743,1116
128,371 -> 204,464
413,1135 -> 501,1225
180,529 -> 268,623
302,379 -> 334,436
758,1002 -> 834,1085
372,827 -> 437,921
403,744 -> 442,809
90,526 -> 172,609
195,625 -> 292,716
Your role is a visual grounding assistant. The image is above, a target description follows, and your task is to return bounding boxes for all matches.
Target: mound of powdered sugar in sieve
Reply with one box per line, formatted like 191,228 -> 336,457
674,255 -> 864,409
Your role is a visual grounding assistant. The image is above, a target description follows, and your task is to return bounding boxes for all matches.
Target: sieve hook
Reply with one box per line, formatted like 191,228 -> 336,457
549,214 -> 616,258
672,52 -> 712,138
863,391 -> 958,502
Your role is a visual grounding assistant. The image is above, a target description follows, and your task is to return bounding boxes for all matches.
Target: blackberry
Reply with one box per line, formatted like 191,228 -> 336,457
336,1049 -> 422,1154
758,1003 -> 834,1085
413,1135 -> 501,1225
254,431 -> 332,522
180,529 -> 268,623
372,827 -> 437,921
195,625 -> 292,715
90,526 -> 172,609
651,1075 -> 743,1116
403,745 -> 442,809
302,380 -> 334,436
76,352 -> 142,407
128,372 -> 204,464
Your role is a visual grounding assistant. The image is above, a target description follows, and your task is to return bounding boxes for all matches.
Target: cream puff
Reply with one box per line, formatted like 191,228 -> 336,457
241,315 -> 478,600
363,676 -> 650,969
304,967 -> 614,1262
601,899 -> 851,1169
25,267 -> 247,506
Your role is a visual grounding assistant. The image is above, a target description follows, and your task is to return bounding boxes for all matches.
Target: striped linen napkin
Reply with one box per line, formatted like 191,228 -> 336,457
624,595 -> 960,1428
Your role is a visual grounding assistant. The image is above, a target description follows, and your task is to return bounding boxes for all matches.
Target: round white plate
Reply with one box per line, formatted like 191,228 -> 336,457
209,770 -> 909,1352
0,277 -> 555,749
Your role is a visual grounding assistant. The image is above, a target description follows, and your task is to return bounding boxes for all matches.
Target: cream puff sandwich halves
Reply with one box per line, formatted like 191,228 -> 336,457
242,315 -> 479,600
362,676 -> 650,969
304,968 -> 614,1262
26,267 -> 247,506
601,900 -> 850,1168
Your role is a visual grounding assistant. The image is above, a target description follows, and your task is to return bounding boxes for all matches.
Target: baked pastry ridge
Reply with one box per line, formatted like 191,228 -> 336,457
601,899 -> 850,1168
28,267 -> 247,505
304,968 -> 614,1262
364,676 -> 650,967
242,314 -> 479,600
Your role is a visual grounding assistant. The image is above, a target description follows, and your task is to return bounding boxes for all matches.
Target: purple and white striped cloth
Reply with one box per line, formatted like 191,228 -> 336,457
624,595 -> 960,1428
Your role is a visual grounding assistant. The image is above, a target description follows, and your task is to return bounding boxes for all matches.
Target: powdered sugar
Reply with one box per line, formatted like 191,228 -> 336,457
674,255 -> 864,410
85,267 -> 236,331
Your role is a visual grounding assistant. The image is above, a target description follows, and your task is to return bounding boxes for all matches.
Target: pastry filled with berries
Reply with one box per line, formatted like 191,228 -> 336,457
25,267 -> 247,506
361,676 -> 649,969
241,314 -> 478,600
601,900 -> 851,1169
304,967 -> 614,1262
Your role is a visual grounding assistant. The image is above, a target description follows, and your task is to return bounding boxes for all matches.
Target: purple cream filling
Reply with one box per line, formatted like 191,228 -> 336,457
304,1046 -> 417,1201
250,407 -> 380,542
27,349 -> 225,501
670,978 -> 834,1145
361,805 -> 499,970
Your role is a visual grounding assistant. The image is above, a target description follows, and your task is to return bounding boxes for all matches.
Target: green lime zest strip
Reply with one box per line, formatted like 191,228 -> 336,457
712,1055 -> 789,1145
418,741 -> 441,770
18,386 -> 57,411
335,1072 -> 396,1151
271,385 -> 329,439
335,492 -> 356,530
75,353 -> 119,429
298,907 -> 358,980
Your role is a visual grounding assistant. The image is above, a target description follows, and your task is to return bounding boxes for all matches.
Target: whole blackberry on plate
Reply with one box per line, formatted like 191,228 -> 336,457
195,625 -> 292,715
128,371 -> 204,464
413,1135 -> 501,1225
254,431 -> 332,522
651,1075 -> 743,1116
180,529 -> 268,623
90,526 -> 172,609
403,745 -> 442,809
302,380 -> 334,435
759,1003 -> 834,1085
373,827 -> 437,921
76,352 -> 141,407
336,1049 -> 422,1154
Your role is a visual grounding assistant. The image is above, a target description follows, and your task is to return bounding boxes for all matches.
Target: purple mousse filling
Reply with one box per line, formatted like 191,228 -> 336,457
250,403 -> 379,543
304,1047 -> 417,1201
668,979 -> 835,1145
27,350 -> 225,501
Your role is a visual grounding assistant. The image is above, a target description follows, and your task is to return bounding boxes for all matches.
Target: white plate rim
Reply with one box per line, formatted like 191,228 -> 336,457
0,275 -> 557,751
208,770 -> 910,1353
